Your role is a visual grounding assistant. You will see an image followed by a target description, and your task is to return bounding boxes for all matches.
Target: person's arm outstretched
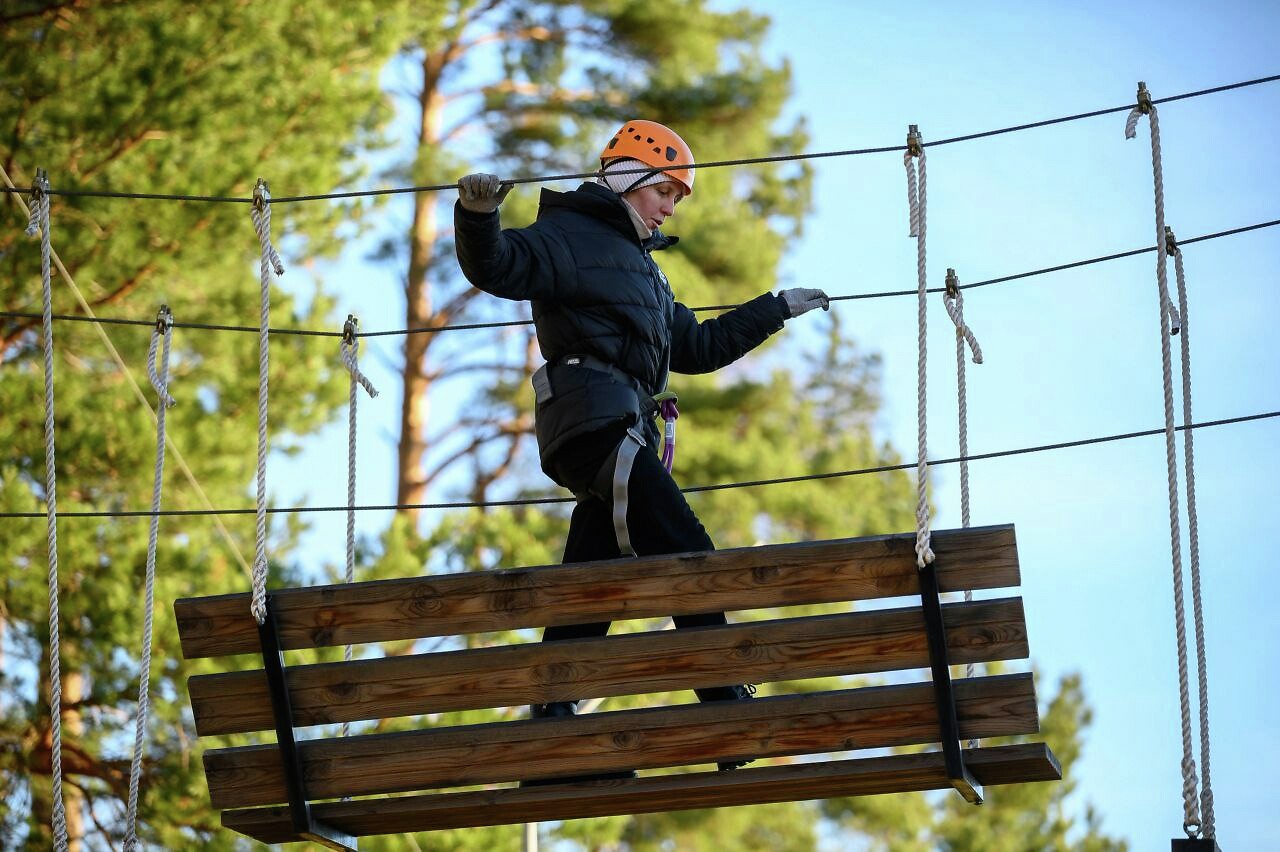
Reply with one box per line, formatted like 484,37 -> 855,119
670,287 -> 829,374
454,173 -> 574,302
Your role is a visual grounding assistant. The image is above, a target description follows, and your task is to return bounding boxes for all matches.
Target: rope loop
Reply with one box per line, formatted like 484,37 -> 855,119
25,168 -> 49,236
942,269 -> 984,365
945,267 -> 984,746
1126,82 -> 1214,838
905,125 -> 933,568
27,165 -> 69,851
147,306 -> 176,408
339,315 -> 379,399
124,305 -> 176,851
338,313 -> 378,741
904,125 -> 923,238
249,177 -> 283,625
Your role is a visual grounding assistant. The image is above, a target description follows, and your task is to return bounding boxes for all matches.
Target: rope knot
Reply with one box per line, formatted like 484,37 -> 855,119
942,269 -> 984,364
250,177 -> 284,276
339,315 -> 379,399
148,305 -> 177,408
25,168 -> 49,237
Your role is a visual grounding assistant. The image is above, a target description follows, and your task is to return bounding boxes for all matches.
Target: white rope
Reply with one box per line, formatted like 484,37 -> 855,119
249,179 -> 284,625
26,171 -> 69,851
943,270 -> 984,747
1126,84 -> 1205,838
124,308 -> 175,851
338,316 -> 377,740
1170,235 -> 1215,837
904,127 -> 933,568
941,271 -> 984,533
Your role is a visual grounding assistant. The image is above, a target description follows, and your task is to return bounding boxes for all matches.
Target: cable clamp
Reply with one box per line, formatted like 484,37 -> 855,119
1136,81 -> 1153,115
1164,225 -> 1180,256
155,304 -> 174,334
252,177 -> 271,211
906,124 -> 923,157
30,167 -> 49,202
945,267 -> 960,299
342,313 -> 359,346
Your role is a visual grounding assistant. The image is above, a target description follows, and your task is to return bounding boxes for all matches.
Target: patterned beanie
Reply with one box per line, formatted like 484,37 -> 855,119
597,159 -> 671,195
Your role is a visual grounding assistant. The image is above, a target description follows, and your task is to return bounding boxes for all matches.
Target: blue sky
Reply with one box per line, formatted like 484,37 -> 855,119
739,2 -> 1279,849
271,2 -> 1279,848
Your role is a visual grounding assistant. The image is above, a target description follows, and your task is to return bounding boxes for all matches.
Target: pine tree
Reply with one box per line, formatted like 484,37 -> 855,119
0,2 -> 415,846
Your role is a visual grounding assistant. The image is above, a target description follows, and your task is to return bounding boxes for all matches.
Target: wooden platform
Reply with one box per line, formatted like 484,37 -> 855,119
174,524 -> 1060,846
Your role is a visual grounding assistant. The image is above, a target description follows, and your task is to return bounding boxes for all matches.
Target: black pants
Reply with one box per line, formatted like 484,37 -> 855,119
544,423 -> 728,642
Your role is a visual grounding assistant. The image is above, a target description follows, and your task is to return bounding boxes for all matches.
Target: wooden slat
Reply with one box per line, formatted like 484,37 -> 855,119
203,672 -> 1038,809
190,597 -> 1028,736
221,742 -> 1061,842
176,525 -> 1018,658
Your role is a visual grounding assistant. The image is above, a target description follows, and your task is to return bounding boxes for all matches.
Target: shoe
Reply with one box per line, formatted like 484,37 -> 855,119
521,769 -> 637,787
530,700 -> 578,719
694,683 -> 757,703
694,684 -> 758,771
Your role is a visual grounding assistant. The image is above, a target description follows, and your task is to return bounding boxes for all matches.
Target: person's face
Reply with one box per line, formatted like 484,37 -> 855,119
624,180 -> 685,231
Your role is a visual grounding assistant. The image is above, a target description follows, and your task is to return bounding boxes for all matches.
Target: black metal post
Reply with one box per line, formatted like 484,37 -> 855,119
917,560 -> 983,804
257,596 -> 358,850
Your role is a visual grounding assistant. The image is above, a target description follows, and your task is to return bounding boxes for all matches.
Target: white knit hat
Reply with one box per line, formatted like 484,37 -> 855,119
597,158 -> 671,195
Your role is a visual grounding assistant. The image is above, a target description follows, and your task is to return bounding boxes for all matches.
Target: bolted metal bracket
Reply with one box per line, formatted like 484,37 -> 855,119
917,559 -> 983,804
257,596 -> 358,850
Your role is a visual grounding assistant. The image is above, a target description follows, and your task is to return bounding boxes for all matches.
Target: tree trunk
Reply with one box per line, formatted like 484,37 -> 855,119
28,646 -> 82,850
62,670 -> 84,852
396,47 -> 448,524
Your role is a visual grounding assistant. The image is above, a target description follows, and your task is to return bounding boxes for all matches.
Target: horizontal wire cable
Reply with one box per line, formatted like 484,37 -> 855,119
1,74 -> 1276,205
4,217 -> 1276,337
2,409 -> 1273,519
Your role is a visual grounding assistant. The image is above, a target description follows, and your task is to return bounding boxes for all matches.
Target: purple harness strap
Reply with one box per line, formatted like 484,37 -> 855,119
659,397 -> 679,472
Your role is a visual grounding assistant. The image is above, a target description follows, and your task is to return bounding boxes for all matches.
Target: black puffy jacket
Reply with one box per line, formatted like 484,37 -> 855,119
455,181 -> 789,474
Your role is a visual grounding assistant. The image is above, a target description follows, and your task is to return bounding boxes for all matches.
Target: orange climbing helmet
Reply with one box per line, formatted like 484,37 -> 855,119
599,119 -> 695,197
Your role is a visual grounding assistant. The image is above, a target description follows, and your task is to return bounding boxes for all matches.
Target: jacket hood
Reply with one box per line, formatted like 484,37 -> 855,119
537,182 -> 679,251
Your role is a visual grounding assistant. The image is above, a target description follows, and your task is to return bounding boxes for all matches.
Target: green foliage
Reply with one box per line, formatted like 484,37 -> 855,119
0,2 -> 1124,850
1,1 -> 413,846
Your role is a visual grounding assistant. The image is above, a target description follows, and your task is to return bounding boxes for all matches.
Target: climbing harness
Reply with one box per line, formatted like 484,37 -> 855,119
249,178 -> 284,625
27,168 -> 69,852
123,306 -> 176,851
1126,81 -> 1215,841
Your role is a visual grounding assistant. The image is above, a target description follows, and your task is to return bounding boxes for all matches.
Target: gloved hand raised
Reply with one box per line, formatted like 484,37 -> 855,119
457,173 -> 512,214
781,287 -> 830,318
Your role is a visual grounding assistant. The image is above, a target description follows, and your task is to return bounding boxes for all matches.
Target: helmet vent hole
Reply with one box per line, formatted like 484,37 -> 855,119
633,134 -> 642,140
646,137 -> 654,143
665,146 -> 678,162
608,138 -> 618,149
653,146 -> 661,154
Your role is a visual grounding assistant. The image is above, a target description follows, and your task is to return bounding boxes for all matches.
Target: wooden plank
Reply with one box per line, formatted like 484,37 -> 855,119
176,525 -> 1019,658
203,672 -> 1039,809
190,597 -> 1028,736
221,742 -> 1061,842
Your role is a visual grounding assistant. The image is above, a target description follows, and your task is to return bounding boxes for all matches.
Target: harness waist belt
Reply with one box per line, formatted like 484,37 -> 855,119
560,354 -> 645,393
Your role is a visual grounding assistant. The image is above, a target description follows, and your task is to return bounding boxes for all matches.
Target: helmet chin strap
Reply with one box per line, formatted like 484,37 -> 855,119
622,168 -> 663,194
